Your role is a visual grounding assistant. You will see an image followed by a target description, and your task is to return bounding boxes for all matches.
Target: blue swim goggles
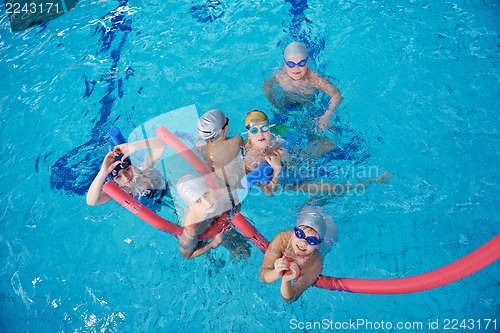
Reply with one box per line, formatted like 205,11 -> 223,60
284,57 -> 308,68
110,157 -> 131,178
294,227 -> 322,246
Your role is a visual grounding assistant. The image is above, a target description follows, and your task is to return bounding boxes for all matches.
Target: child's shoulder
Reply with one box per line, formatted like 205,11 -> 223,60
274,229 -> 293,243
274,70 -> 289,82
235,135 -> 245,146
267,230 -> 292,253
307,70 -> 333,86
195,140 -> 207,150
227,135 -> 244,143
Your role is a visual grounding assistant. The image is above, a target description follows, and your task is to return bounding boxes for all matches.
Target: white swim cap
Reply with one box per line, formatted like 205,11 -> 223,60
284,42 -> 308,60
296,211 -> 326,240
176,174 -> 210,206
197,109 -> 228,141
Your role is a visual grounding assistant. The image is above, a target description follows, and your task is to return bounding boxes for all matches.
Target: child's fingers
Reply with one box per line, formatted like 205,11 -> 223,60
105,151 -> 116,158
275,264 -> 289,272
274,258 -> 290,270
288,263 -> 300,278
104,152 -> 118,165
107,160 -> 121,173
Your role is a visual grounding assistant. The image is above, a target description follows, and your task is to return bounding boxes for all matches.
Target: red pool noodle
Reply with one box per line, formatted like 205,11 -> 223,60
102,181 -> 228,241
314,234 -> 500,293
107,127 -> 500,294
231,212 -> 269,252
229,213 -> 500,294
155,125 -> 219,189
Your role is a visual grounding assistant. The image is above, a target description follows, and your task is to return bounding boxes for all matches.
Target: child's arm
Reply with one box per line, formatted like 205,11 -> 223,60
114,137 -> 167,165
86,151 -> 120,206
280,261 -> 301,301
313,73 -> 342,129
179,215 -> 226,260
195,140 -> 210,163
262,75 -> 279,103
259,233 -> 288,283
263,151 -> 283,196
243,151 -> 255,173
281,256 -> 323,303
237,135 -> 245,150
179,233 -> 223,259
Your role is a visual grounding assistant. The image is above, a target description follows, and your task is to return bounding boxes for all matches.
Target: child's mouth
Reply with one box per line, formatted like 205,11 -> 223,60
296,244 -> 306,252
206,202 -> 216,212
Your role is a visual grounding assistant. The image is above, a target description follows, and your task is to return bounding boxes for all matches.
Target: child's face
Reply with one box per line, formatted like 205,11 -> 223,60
248,124 -> 271,150
191,190 -> 217,215
114,166 -> 134,187
284,57 -> 308,81
291,226 -> 319,257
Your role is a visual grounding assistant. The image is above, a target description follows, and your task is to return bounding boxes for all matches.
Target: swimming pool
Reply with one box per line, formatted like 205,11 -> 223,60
1,0 -> 498,331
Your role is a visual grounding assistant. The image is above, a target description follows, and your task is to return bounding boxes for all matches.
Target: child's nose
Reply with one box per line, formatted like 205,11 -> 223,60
201,197 -> 211,208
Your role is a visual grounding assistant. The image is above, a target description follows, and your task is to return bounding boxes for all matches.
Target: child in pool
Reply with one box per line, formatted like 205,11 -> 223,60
243,110 -> 387,196
196,109 -> 245,190
259,209 -> 330,303
176,174 -> 250,260
86,137 -> 168,206
263,41 -> 342,130
243,110 -> 285,196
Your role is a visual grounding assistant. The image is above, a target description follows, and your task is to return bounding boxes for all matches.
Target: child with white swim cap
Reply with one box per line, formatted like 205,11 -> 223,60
263,41 -> 342,130
176,174 -> 250,260
176,174 -> 231,259
259,207 -> 337,303
196,109 -> 245,191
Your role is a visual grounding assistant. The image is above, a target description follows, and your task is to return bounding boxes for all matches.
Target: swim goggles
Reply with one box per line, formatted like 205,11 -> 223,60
248,125 -> 271,135
293,227 -> 322,246
284,57 -> 308,68
110,158 -> 131,178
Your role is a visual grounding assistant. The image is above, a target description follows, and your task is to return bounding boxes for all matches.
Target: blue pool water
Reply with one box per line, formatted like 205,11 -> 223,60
1,0 -> 499,332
